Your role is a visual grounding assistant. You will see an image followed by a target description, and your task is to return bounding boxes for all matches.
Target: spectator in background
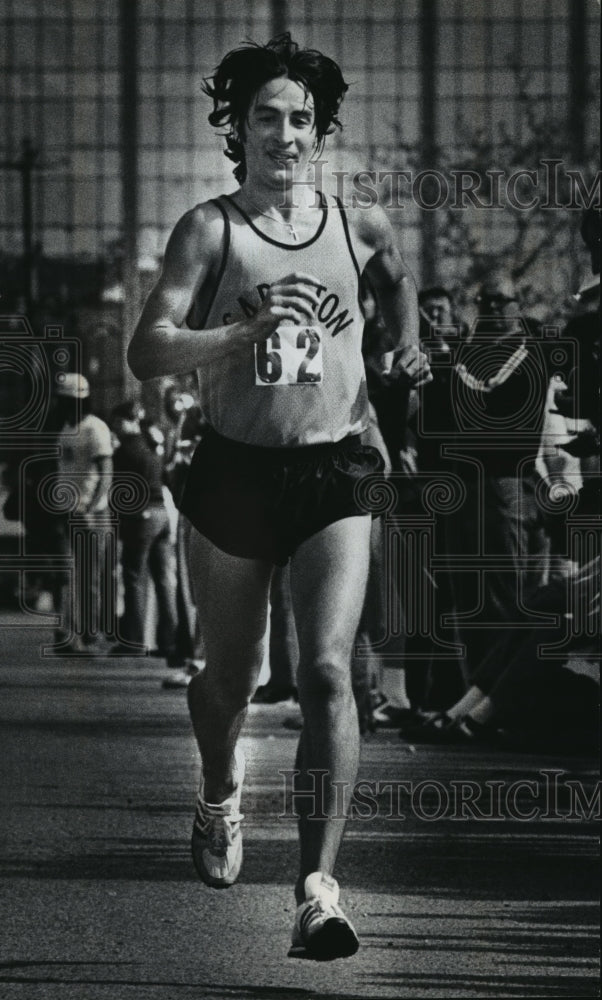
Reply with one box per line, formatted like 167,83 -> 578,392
401,554 -> 599,753
398,286 -> 467,711
418,285 -> 455,340
1,409 -> 63,615
54,373 -> 113,654
416,286 -> 465,468
161,386 -> 204,507
363,282 -> 412,473
161,386 -> 207,686
160,382 -> 188,469
536,377 -> 584,583
360,281 -> 422,729
109,399 -> 179,667
554,207 -> 600,458
439,270 -> 553,682
404,212 -> 600,751
535,208 -> 600,583
252,565 -> 299,704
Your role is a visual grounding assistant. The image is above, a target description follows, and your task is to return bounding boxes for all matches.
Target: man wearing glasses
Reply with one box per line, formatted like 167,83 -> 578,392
446,270 -> 553,681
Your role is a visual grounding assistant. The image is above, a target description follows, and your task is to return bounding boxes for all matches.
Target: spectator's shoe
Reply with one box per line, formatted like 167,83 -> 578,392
191,746 -> 245,888
288,872 -> 359,961
459,716 -> 503,745
401,712 -> 500,745
400,711 -> 456,741
162,669 -> 191,689
372,702 -> 428,729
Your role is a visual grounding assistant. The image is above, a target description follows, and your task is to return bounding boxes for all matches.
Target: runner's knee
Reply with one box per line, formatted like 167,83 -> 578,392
298,655 -> 352,703
188,665 -> 259,715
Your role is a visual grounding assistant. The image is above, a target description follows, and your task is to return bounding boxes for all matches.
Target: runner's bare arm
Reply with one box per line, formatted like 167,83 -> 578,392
350,204 -> 431,388
128,203 -> 323,382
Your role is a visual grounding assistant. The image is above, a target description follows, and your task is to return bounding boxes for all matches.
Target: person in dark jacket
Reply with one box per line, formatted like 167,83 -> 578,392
110,399 -> 179,663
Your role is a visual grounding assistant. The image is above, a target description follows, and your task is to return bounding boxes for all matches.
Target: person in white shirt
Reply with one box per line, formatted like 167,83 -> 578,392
54,373 -> 113,653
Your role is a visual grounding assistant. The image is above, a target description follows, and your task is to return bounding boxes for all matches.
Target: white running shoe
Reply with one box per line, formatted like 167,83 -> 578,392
191,745 -> 245,888
288,872 -> 359,961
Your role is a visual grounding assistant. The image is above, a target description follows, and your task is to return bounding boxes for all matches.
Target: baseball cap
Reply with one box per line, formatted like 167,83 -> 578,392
55,372 -> 90,398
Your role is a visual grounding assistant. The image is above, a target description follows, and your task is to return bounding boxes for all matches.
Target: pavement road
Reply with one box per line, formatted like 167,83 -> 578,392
0,614 -> 599,999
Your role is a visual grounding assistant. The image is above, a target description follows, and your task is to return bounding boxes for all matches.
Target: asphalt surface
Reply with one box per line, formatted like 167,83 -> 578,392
0,613 -> 599,1000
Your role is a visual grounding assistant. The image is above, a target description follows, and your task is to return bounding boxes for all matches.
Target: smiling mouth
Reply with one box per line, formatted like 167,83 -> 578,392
269,153 -> 297,164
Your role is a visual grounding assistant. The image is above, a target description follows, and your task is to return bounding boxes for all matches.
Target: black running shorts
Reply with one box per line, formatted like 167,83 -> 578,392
178,428 -> 385,566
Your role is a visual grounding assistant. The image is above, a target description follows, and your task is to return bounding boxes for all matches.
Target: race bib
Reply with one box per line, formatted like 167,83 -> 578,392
254,325 -> 323,386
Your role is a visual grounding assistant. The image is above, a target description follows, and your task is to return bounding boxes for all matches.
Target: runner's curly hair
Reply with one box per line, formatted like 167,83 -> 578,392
201,33 -> 348,183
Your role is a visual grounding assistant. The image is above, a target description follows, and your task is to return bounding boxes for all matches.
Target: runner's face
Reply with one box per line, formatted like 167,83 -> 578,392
242,76 -> 317,189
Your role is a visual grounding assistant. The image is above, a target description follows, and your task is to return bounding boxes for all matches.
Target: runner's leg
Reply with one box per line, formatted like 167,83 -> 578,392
290,514 -> 372,902
186,528 -> 273,803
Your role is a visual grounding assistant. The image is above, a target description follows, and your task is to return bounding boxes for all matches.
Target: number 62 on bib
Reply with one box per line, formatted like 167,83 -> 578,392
255,325 -> 323,386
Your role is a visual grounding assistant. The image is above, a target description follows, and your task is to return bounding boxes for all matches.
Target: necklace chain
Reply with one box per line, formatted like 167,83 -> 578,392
240,192 -> 300,241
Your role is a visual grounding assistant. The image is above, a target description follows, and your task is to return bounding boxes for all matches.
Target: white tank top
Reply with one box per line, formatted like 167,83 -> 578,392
186,194 -> 368,447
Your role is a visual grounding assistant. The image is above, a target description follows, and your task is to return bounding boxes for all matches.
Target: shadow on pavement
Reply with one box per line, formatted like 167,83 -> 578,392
0,833 -> 598,902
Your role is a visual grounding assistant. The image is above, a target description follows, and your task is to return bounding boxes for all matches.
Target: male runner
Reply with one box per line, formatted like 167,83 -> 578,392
129,33 -> 430,961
